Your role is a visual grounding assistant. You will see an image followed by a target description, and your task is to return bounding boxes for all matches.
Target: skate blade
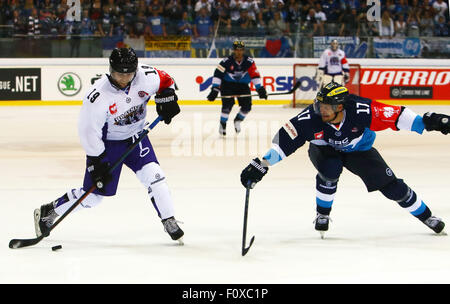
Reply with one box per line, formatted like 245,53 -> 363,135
33,208 -> 42,238
176,237 -> 184,246
437,230 -> 447,236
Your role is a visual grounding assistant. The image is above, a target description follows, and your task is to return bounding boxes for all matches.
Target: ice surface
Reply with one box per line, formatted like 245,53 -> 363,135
1,105 -> 449,283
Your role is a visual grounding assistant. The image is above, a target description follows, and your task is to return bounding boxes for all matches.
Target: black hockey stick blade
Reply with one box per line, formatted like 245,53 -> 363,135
242,235 -> 255,256
9,234 -> 45,249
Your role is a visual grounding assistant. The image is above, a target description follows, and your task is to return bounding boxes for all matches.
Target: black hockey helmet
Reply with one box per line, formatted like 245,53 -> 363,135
109,47 -> 138,73
233,40 -> 245,50
314,82 -> 349,114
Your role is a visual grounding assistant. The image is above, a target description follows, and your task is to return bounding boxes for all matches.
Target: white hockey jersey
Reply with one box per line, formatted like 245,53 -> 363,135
78,64 -> 175,157
318,48 -> 350,75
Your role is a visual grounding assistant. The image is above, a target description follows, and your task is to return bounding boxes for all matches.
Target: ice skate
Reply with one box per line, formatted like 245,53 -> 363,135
162,216 -> 184,245
314,213 -> 331,239
219,121 -> 226,136
34,201 -> 58,237
234,118 -> 242,134
423,216 -> 446,235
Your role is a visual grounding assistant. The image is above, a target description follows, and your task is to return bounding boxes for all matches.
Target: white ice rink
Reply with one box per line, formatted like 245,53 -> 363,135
1,105 -> 450,284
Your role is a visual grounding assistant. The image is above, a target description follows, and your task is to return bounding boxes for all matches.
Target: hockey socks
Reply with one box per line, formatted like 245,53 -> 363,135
380,179 -> 444,233
315,174 -> 337,216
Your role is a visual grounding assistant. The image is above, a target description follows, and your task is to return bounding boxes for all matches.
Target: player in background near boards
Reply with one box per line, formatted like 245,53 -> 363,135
207,40 -> 268,136
241,82 -> 450,238
34,48 -> 184,244
315,39 -> 350,90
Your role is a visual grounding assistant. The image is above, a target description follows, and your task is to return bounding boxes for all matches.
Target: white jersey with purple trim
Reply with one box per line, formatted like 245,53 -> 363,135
78,64 -> 175,157
318,48 -> 350,75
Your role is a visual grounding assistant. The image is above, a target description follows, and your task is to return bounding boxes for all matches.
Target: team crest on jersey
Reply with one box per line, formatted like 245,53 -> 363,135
109,103 -> 117,115
382,107 -> 395,118
314,131 -> 324,140
138,91 -> 149,98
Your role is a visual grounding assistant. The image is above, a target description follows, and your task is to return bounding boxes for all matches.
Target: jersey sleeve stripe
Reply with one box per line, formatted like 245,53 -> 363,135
397,107 -> 425,134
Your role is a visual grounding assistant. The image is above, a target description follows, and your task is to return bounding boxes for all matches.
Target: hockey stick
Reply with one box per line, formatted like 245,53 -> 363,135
9,116 -> 163,249
220,79 -> 301,99
241,181 -> 255,256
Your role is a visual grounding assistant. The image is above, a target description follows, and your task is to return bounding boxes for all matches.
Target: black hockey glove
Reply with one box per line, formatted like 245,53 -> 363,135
155,88 -> 180,124
207,87 -> 220,102
257,86 -> 268,99
86,151 -> 112,192
240,158 -> 269,189
423,112 -> 450,135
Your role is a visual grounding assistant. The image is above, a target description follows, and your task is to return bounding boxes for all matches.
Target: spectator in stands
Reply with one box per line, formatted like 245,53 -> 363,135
178,11 -> 193,36
315,3 -> 327,36
165,0 -> 184,35
378,10 -> 394,38
150,0 -> 165,16
432,0 -> 448,23
260,0 -> 275,25
394,0 -> 409,16
195,0 -> 212,14
27,7 -> 41,37
394,14 -> 407,37
90,0 -> 103,21
419,9 -> 435,37
215,0 -> 232,36
114,14 -> 132,39
193,7 -> 213,37
255,11 -> 267,36
302,8 -> 318,37
79,9 -> 95,36
10,9 -> 26,35
105,0 -> 121,19
406,11 -> 420,37
146,6 -> 167,38
434,15 -> 449,37
339,8 -> 358,36
322,0 -> 342,35
237,8 -> 255,36
41,9 -> 63,36
268,10 -> 290,36
131,11 -> 148,38
241,0 -> 260,22
122,0 -> 137,24
285,0 -> 301,34
97,6 -> 115,37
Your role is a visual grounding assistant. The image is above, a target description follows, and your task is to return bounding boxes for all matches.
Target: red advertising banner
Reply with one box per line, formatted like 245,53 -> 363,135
359,67 -> 450,101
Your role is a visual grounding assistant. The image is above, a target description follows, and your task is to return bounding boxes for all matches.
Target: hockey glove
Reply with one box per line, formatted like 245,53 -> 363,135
423,112 -> 450,135
155,88 -> 180,124
257,86 -> 268,100
343,72 -> 350,84
207,87 -> 220,102
86,151 -> 112,192
240,158 -> 269,189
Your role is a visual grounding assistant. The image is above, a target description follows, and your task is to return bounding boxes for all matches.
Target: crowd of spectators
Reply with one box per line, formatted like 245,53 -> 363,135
0,0 -> 448,39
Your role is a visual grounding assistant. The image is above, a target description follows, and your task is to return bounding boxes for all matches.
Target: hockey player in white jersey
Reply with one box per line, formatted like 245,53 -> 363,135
33,48 -> 184,244
316,39 -> 350,89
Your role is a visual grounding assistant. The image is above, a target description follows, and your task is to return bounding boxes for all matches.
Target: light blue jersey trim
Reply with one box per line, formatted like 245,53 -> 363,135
263,149 -> 282,166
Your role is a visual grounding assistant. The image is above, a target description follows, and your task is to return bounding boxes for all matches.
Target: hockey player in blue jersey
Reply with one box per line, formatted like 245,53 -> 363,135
207,40 -> 267,136
241,82 -> 450,238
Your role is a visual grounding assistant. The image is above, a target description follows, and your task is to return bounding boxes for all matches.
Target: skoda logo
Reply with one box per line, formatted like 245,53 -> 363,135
58,72 -> 82,96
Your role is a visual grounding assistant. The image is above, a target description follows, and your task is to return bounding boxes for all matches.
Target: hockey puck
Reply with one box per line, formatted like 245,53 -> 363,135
52,245 -> 62,251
